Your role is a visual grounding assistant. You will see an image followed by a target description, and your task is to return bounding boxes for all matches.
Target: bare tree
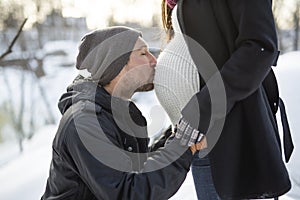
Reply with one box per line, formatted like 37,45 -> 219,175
1,18 -> 55,152
273,0 -> 285,51
293,0 -> 300,50
0,18 -> 27,61
0,19 -> 27,152
1,68 -> 25,152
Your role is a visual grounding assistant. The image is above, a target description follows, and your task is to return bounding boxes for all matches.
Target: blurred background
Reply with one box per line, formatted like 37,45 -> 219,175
0,0 -> 299,199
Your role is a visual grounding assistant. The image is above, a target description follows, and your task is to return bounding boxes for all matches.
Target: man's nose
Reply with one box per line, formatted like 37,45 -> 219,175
149,47 -> 160,68
149,53 -> 157,68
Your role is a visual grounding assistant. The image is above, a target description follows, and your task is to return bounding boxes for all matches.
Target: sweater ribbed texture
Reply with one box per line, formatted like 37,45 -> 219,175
154,5 -> 200,125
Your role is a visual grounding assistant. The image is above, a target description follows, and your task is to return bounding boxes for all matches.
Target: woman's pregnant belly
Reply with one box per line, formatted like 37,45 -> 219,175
154,37 -> 200,125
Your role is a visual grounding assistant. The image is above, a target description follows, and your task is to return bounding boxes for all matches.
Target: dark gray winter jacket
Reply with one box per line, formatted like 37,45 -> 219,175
41,78 -> 192,200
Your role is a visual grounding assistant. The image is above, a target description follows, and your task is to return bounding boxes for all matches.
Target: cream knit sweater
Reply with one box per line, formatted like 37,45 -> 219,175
154,6 -> 200,126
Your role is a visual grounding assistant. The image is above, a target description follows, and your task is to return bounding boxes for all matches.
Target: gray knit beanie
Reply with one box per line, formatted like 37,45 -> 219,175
76,26 -> 142,86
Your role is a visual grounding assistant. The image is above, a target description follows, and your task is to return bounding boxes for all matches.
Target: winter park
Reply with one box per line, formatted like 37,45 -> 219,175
0,0 -> 300,200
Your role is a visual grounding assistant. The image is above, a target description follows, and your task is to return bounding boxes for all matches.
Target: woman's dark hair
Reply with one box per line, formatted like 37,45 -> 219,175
161,0 -> 174,42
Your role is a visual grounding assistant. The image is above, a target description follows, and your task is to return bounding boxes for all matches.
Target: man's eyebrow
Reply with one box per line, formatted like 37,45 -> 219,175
139,45 -> 149,50
134,45 -> 149,51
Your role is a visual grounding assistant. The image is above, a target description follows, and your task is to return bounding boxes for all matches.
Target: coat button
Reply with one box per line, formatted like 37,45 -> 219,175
127,146 -> 133,151
261,48 -> 265,51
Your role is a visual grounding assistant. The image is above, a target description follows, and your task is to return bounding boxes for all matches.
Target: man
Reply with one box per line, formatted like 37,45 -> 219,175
41,26 -> 205,200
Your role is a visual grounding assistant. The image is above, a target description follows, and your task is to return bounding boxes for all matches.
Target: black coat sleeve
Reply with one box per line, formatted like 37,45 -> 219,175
63,117 -> 192,200
181,0 -> 279,132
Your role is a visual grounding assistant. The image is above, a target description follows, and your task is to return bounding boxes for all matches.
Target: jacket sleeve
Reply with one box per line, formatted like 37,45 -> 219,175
63,118 -> 192,200
149,125 -> 173,152
181,0 -> 279,132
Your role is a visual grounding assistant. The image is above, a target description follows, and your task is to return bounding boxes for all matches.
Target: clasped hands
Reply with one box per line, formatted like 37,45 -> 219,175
175,119 -> 207,155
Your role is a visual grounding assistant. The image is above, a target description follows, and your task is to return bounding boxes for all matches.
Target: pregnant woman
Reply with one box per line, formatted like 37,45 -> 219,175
155,0 -> 293,199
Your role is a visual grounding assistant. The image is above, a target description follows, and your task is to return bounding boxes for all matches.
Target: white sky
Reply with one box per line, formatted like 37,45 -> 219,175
61,0 -> 162,28
3,0 -> 298,30
5,0 -> 161,29
59,0 -> 298,29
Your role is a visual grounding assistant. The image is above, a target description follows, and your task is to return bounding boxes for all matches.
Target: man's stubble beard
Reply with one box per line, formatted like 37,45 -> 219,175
135,83 -> 154,92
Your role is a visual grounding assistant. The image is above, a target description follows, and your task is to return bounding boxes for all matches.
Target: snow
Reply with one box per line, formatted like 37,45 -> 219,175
274,51 -> 300,200
0,46 -> 299,200
0,126 -> 56,200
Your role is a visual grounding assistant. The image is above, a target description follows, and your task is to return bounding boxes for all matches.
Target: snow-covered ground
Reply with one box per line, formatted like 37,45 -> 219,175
273,51 -> 300,200
0,48 -> 299,200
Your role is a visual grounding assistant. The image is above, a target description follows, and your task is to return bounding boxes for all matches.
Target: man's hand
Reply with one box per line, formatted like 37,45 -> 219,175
175,118 -> 205,147
172,118 -> 208,155
190,136 -> 207,155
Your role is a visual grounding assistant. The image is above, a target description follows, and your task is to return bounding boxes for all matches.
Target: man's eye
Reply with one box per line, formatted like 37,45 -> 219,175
141,53 -> 146,55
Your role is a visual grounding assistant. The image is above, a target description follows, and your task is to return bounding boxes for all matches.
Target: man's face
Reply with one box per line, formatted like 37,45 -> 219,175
123,37 -> 157,92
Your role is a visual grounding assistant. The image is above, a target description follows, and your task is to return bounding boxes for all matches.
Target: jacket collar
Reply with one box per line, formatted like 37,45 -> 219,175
59,76 -> 147,131
176,0 -> 186,35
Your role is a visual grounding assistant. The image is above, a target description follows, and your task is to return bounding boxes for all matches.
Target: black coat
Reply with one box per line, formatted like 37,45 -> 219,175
176,0 -> 292,199
41,78 -> 193,200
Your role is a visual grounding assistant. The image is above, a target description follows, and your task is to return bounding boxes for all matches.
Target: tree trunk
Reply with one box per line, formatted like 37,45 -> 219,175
294,2 -> 300,50
273,0 -> 285,51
